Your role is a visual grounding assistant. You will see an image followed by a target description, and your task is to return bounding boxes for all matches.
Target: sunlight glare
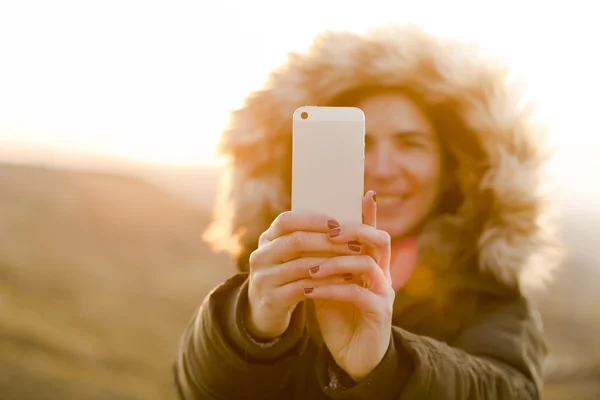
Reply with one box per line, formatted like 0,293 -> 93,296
0,0 -> 598,187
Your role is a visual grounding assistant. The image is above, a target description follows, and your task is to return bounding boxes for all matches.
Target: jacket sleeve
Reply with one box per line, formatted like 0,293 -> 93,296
317,294 -> 546,400
173,273 -> 310,400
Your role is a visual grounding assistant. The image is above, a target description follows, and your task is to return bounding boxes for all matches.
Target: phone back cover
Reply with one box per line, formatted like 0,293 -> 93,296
291,106 -> 365,225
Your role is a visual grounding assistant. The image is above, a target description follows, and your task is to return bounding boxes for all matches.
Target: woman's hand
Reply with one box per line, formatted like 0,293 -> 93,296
246,211 -> 362,340
303,191 -> 395,381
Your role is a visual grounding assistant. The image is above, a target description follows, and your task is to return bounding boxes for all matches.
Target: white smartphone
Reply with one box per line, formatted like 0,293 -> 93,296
291,106 -> 365,225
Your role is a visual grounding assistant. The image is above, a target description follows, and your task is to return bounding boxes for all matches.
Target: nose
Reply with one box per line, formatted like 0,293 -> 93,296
368,140 -> 396,180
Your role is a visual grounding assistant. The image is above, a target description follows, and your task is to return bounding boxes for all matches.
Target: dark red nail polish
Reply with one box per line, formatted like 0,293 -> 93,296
328,227 -> 341,238
327,219 -> 340,229
304,287 -> 314,295
348,240 -> 362,252
309,265 -> 320,275
343,273 -> 353,281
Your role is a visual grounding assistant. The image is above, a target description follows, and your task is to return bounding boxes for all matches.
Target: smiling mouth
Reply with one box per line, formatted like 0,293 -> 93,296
376,195 -> 405,207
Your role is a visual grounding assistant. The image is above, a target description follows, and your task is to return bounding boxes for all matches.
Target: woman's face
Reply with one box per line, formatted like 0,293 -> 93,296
358,93 -> 444,240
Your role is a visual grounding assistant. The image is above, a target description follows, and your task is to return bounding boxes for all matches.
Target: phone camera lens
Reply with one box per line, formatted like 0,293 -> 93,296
300,112 -> 308,119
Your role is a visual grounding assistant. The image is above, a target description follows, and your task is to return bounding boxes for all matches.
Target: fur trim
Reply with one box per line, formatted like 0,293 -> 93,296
204,25 -> 563,291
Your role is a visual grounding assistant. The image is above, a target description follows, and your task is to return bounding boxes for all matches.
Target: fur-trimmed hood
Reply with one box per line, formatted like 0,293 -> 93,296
205,25 -> 563,292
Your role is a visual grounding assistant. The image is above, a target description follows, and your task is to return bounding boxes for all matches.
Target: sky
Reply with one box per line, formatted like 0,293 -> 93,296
0,0 -> 598,201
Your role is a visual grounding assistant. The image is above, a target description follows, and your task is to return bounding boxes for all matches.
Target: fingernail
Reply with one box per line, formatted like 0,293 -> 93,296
304,287 -> 314,295
348,240 -> 362,252
328,227 -> 341,238
343,273 -> 353,281
327,219 -> 339,229
372,192 -> 377,203
309,265 -> 320,275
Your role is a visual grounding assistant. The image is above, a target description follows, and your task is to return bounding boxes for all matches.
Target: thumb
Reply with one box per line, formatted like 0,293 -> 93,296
362,190 -> 377,228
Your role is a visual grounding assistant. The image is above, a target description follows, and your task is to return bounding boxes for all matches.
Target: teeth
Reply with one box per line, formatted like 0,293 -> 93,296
377,196 -> 403,206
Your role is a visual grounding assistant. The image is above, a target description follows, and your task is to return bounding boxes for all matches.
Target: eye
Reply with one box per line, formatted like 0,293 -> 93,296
393,135 -> 427,150
406,139 -> 426,149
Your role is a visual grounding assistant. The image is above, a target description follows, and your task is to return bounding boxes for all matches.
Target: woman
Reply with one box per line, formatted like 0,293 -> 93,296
174,26 -> 562,399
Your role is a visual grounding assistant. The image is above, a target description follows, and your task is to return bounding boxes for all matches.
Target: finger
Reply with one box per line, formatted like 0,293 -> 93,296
273,275 -> 352,308
327,222 -> 390,250
362,190 -> 377,228
304,283 -> 380,312
308,255 -> 390,294
326,223 -> 391,278
252,257 -> 328,287
261,211 -> 339,244
251,231 -> 363,265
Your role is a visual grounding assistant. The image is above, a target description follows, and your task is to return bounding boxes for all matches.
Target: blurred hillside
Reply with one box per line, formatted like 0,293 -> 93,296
537,209 -> 600,398
0,162 -> 233,400
0,161 -> 598,399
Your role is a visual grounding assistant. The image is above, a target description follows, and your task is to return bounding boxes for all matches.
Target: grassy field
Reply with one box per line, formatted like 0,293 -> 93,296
0,162 -> 597,399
